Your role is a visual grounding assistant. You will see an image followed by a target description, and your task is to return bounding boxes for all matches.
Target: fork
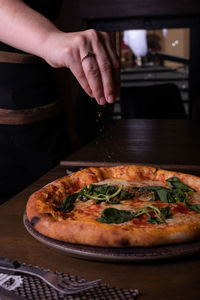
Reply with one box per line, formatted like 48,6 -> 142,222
0,257 -> 101,295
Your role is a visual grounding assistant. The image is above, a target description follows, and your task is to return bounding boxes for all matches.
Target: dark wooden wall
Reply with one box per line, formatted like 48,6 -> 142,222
80,0 -> 200,19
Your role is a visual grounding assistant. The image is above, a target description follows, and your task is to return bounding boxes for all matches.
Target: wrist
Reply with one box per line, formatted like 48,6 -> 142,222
41,30 -> 68,68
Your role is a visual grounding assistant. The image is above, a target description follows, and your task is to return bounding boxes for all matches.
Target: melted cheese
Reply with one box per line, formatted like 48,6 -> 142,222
67,178 -> 200,227
94,178 -> 166,188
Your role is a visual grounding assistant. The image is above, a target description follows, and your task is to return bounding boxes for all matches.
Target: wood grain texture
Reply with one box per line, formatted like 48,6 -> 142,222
62,119 -> 200,173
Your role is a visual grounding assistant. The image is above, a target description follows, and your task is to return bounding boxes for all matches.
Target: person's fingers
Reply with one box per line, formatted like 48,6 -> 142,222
89,30 -> 119,103
63,29 -> 119,105
81,52 -> 106,105
67,50 -> 94,98
101,32 -> 120,98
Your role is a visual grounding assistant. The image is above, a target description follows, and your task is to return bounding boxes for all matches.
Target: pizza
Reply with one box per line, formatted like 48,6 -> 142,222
26,165 -> 200,247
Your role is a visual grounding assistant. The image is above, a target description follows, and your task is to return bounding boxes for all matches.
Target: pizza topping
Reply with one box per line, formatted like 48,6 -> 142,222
166,177 -> 194,190
96,207 -> 134,224
97,204 -> 171,224
78,184 -> 123,204
184,203 -> 200,213
59,185 -> 123,212
60,184 -> 139,212
171,203 -> 191,214
78,184 -> 155,203
140,177 -> 195,204
60,192 -> 79,212
134,204 -> 171,224
59,177 -> 198,221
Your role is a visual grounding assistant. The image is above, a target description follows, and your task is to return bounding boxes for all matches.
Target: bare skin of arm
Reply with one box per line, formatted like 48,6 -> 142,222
0,0 -> 120,105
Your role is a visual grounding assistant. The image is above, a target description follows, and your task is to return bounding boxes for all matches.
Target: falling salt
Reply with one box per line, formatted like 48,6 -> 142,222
97,111 -> 103,118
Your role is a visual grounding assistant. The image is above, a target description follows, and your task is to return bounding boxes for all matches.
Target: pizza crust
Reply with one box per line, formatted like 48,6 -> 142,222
26,165 -> 200,247
30,216 -> 200,247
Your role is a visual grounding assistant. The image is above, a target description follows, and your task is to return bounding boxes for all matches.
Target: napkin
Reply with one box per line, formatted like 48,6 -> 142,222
0,273 -> 23,291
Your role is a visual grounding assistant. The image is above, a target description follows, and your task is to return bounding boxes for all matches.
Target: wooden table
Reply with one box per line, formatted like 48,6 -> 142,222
1,119 -> 200,300
61,119 -> 200,174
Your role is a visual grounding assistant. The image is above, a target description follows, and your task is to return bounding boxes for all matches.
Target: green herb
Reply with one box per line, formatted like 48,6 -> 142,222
141,186 -> 166,191
141,177 -> 196,205
184,202 -> 200,213
166,177 -> 195,192
133,204 -> 171,224
78,194 -> 90,202
141,186 -> 171,202
60,177 -> 198,218
119,190 -> 134,200
78,184 -> 123,203
106,198 -> 121,204
156,189 -> 171,203
60,184 -> 136,212
160,206 -> 171,219
77,186 -> 91,202
97,204 -> 171,224
60,192 -> 79,212
92,184 -> 117,195
189,204 -> 200,213
96,207 -> 134,224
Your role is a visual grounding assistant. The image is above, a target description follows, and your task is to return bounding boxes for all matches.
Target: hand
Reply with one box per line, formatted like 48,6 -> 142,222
0,1 -> 119,105
43,29 -> 120,105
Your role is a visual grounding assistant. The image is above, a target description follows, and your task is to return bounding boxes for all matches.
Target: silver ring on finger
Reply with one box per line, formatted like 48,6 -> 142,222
80,51 -> 95,63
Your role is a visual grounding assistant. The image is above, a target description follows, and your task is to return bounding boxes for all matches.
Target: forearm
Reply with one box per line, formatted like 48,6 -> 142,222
0,0 -> 119,105
0,0 -> 59,59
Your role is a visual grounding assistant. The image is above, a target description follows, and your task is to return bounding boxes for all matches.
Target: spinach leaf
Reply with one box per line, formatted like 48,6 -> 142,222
95,199 -> 106,204
97,208 -> 134,224
106,199 -> 121,204
60,192 -> 79,212
93,184 -> 117,195
160,206 -> 171,219
97,204 -> 172,224
119,190 -> 134,200
78,195 -> 90,202
146,216 -> 163,224
78,186 -> 91,202
186,204 -> 200,213
95,197 -> 121,204
141,177 -> 195,205
142,186 -> 172,203
133,204 -> 167,224
141,186 -> 166,191
139,205 -> 171,224
166,177 -> 195,192
156,189 -> 171,203
78,184 -> 118,202
79,184 -> 123,203
172,189 -> 187,203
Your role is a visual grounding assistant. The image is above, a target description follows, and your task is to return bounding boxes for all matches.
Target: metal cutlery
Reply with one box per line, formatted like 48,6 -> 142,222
0,257 -> 101,295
